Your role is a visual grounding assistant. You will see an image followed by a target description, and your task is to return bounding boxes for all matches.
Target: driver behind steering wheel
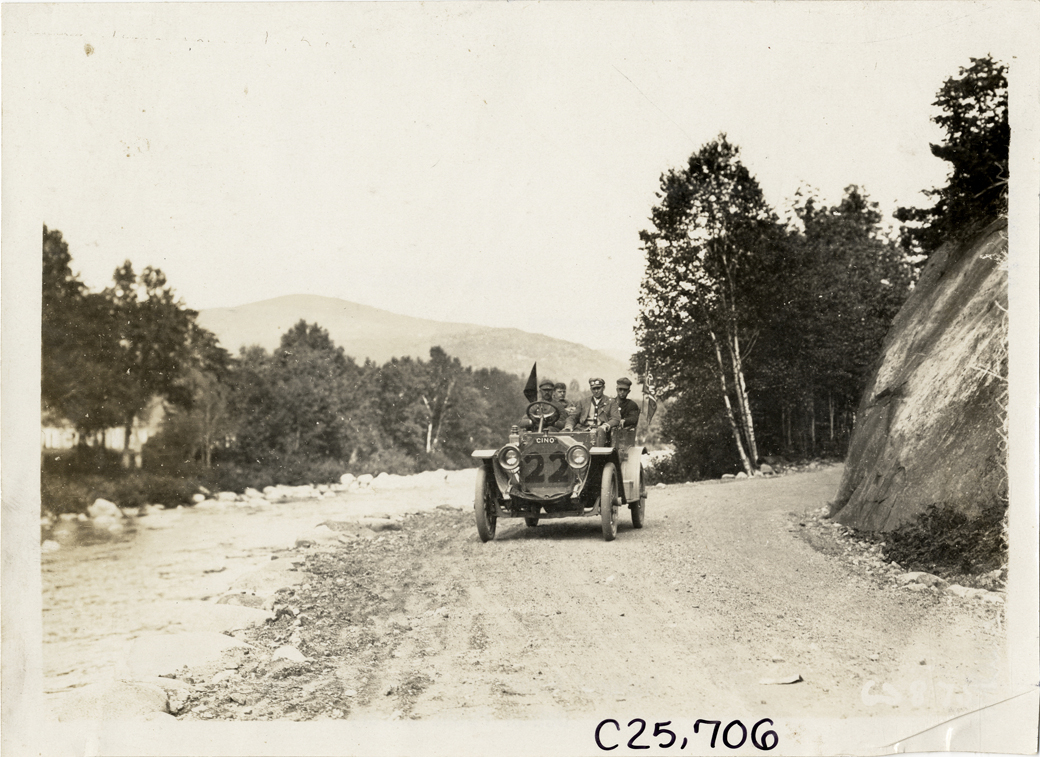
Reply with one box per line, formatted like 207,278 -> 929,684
519,379 -> 568,431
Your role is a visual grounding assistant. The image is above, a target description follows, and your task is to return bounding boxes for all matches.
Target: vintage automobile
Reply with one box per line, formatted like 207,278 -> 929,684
471,400 -> 646,542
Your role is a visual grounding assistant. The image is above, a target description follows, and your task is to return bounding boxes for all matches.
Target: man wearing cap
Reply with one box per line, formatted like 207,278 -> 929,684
564,378 -> 621,446
520,379 -> 568,431
615,378 -> 640,429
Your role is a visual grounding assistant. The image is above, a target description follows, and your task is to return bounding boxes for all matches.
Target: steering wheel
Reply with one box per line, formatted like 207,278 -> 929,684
526,401 -> 560,427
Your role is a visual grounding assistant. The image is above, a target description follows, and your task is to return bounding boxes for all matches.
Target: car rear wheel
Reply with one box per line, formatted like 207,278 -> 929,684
600,462 -> 618,541
524,517 -> 539,528
630,465 -> 646,529
474,466 -> 497,542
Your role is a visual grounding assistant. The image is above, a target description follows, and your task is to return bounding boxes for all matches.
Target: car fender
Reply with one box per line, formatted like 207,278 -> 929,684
620,446 -> 647,503
471,455 -> 509,499
589,447 -> 626,502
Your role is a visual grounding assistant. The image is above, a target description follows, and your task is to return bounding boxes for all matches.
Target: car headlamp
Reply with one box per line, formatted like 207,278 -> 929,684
499,446 -> 521,471
566,445 -> 589,469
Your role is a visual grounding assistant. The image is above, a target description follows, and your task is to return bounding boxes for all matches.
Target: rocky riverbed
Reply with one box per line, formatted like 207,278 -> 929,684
42,470 -> 475,709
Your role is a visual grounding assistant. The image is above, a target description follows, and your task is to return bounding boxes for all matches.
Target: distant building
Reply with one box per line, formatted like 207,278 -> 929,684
41,396 -> 166,468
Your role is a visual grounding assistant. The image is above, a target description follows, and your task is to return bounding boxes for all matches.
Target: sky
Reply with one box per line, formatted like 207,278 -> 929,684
4,2 -> 1037,355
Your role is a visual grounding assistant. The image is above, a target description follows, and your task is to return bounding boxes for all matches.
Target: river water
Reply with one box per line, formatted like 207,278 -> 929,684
41,478 -> 473,699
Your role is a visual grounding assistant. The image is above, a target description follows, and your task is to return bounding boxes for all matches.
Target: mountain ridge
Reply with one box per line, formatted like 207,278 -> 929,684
197,294 -> 635,389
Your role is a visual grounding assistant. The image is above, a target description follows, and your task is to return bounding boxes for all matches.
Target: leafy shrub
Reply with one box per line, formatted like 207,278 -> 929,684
42,447 -> 122,476
354,448 -> 419,477
644,447 -> 734,485
41,472 -> 99,515
41,469 -> 198,513
881,499 -> 1008,577
204,454 -> 348,492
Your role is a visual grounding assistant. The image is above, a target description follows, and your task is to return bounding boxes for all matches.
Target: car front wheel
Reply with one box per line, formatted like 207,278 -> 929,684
474,466 -> 497,542
630,465 -> 646,529
600,462 -> 618,541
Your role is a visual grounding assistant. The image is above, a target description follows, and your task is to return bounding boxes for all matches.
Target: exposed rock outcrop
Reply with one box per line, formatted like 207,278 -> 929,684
831,220 -> 1008,531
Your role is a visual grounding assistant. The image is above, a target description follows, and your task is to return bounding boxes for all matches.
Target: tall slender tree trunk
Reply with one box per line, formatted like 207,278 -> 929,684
432,378 -> 456,453
708,329 -> 754,475
421,395 -> 434,453
828,393 -> 835,442
121,419 -> 135,469
808,398 -> 816,454
727,329 -> 759,467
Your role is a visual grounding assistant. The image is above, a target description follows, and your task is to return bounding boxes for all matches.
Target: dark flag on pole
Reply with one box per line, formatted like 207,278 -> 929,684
523,363 -> 538,403
644,371 -> 659,425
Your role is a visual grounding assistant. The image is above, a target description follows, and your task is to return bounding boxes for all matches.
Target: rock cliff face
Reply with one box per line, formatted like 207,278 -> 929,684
831,220 -> 1008,531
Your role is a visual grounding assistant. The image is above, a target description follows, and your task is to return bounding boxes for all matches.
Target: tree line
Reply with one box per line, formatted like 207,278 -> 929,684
42,235 -> 527,487
634,56 -> 1008,479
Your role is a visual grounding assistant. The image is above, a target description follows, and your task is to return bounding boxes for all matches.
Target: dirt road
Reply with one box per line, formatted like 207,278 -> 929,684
179,465 -> 1008,735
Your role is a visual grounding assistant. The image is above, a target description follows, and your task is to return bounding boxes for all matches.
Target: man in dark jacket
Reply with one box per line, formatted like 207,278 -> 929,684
615,377 -> 641,430
565,377 -> 621,445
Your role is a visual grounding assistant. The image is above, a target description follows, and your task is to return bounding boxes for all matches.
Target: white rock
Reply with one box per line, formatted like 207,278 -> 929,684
216,491 -> 239,502
243,487 -> 264,500
210,669 -> 238,684
88,498 -> 123,520
93,515 -> 125,532
226,559 -> 305,597
126,632 -> 250,680
357,474 -> 375,486
340,473 -> 356,486
655,482 -> 667,488
273,645 -> 307,663
359,518 -> 402,532
192,493 -> 207,503
721,474 -> 736,479
295,525 -> 341,548
897,571 -> 948,588
735,471 -> 748,479
130,676 -> 193,714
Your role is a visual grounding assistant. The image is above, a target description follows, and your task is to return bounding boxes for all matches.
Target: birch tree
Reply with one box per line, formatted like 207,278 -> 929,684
636,135 -> 777,474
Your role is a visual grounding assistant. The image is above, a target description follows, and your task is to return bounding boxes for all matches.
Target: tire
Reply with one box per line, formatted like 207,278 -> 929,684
630,465 -> 646,529
600,462 -> 618,541
474,466 -> 497,542
524,517 -> 540,528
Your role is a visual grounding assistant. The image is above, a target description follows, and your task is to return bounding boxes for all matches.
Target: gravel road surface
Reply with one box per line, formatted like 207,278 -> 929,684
168,466 -> 1007,732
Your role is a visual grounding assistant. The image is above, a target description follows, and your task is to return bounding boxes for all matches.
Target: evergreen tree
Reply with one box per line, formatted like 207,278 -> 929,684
896,55 -> 1008,255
